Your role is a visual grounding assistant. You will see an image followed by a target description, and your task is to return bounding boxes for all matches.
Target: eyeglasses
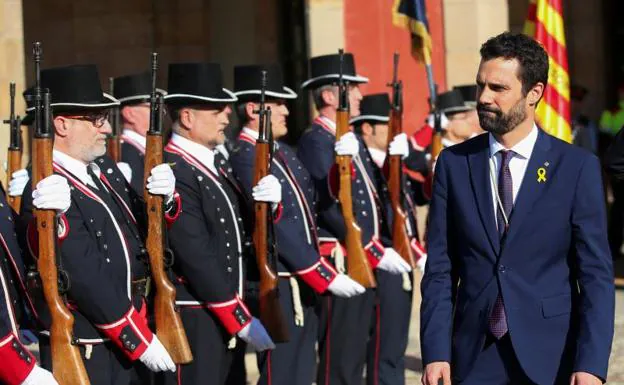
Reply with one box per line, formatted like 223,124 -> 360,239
60,111 -> 110,128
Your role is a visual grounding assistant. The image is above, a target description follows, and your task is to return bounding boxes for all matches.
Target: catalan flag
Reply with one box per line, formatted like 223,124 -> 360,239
524,0 -> 572,142
392,0 -> 433,64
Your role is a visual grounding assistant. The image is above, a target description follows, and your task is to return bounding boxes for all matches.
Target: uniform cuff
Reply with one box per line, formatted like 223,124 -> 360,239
364,238 -> 385,269
164,192 -> 182,227
207,296 -> 252,335
0,333 -> 35,385
297,258 -> 338,294
95,306 -> 153,361
272,203 -> 283,223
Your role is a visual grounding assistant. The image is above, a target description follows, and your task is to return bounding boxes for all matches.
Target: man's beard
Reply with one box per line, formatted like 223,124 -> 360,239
477,98 -> 527,135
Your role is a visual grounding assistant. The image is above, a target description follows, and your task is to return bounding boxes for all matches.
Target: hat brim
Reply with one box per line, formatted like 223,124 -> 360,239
51,93 -> 120,110
118,88 -> 168,105
234,86 -> 297,100
301,74 -> 369,90
349,115 -> 390,125
442,105 -> 472,114
164,88 -> 238,104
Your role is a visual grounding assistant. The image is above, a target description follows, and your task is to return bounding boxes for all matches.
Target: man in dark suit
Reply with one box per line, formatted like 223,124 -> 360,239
421,32 -> 614,385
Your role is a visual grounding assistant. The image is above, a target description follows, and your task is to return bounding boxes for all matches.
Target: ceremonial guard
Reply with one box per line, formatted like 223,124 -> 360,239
297,52 -> 411,385
350,93 -> 425,385
229,64 -> 365,384
160,62 -> 276,385
19,64 -> 178,385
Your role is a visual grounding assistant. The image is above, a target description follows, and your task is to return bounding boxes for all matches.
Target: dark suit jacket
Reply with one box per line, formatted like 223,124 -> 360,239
421,130 -> 614,384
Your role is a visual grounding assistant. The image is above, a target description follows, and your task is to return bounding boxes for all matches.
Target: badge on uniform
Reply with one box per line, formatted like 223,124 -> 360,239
537,162 -> 548,183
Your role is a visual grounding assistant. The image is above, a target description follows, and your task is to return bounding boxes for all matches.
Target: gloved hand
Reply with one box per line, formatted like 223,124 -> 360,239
21,365 -> 59,385
117,162 -> 133,184
416,254 -> 427,273
8,169 -> 29,197
334,132 -> 360,156
139,335 -> 176,372
146,163 -> 175,204
252,175 -> 282,204
327,274 -> 366,298
237,317 -> 275,352
376,247 -> 412,274
32,175 -> 71,215
388,133 -> 409,159
427,112 -> 449,130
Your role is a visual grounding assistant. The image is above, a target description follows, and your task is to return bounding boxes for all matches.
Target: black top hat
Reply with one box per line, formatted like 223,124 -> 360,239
20,87 -> 35,126
233,64 -> 297,100
114,72 -> 167,106
301,52 -> 368,90
40,64 -> 119,113
437,89 -> 471,114
164,62 -> 237,105
349,93 -> 391,125
453,84 -> 477,107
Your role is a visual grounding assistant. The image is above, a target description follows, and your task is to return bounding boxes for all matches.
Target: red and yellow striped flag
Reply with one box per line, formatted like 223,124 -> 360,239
524,0 -> 572,142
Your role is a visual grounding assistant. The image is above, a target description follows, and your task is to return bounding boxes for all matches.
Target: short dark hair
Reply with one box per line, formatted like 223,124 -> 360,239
480,32 -> 548,96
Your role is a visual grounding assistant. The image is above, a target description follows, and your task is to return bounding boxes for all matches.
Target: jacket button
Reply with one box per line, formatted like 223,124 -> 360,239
227,267 -> 232,273
498,265 -> 506,273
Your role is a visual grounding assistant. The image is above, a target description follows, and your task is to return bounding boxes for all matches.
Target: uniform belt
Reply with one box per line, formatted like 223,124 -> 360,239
132,277 -> 151,298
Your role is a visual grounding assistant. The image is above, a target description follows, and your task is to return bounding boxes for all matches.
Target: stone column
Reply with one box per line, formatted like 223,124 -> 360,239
307,0 -> 344,57
0,0 -> 26,185
442,0 -> 509,88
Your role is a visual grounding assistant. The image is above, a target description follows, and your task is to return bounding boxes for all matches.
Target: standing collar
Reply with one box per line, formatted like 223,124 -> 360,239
368,147 -> 386,167
170,133 -> 218,174
53,150 -> 101,188
489,123 -> 539,159
242,127 -> 259,140
122,129 -> 146,150
316,115 -> 336,134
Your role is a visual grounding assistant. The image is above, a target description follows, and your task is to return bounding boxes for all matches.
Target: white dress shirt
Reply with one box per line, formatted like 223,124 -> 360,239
53,150 -> 104,190
170,133 -> 218,175
122,129 -> 146,151
488,124 -> 538,225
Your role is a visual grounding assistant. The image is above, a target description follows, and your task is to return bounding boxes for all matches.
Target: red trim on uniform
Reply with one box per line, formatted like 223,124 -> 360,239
267,350 -> 273,385
364,238 -> 385,269
0,333 -> 36,385
99,174 -> 137,224
403,165 -> 426,183
327,163 -> 356,200
177,364 -> 182,385
314,116 -> 336,136
57,213 -> 70,240
205,296 -> 252,335
121,134 -> 147,155
272,203 -> 283,223
164,192 -> 182,226
374,303 -> 381,385
324,296 -> 332,385
297,258 -> 338,294
94,306 -> 153,361
411,238 -> 427,262
238,132 -> 257,145
318,241 -> 346,259
411,124 -> 433,149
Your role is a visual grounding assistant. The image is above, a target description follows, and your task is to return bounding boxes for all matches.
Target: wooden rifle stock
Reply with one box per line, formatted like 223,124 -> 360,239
31,50 -> 91,384
107,77 -> 121,162
144,54 -> 192,364
253,140 -> 289,342
386,110 -> 415,268
431,131 -> 443,160
335,111 -> 376,288
7,148 -> 21,212
5,82 -> 22,212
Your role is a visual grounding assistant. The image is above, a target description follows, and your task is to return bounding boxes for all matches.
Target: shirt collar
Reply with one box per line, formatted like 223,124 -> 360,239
319,115 -> 336,132
368,147 -> 386,167
122,129 -> 146,149
242,127 -> 259,140
170,133 -> 218,175
53,150 -> 101,188
489,123 -> 538,159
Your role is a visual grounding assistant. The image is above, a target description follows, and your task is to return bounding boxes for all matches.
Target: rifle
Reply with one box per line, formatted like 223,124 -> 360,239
143,52 -> 193,364
385,53 -> 415,268
31,42 -> 91,385
4,82 -> 22,212
430,85 -> 444,160
107,77 -> 121,162
335,49 -> 376,288
253,70 -> 289,342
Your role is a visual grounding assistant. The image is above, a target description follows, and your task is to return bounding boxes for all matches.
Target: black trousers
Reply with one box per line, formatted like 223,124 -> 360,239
366,271 -> 413,385
39,336 -> 142,385
157,307 -> 244,385
256,277 -> 319,385
317,288 -> 376,385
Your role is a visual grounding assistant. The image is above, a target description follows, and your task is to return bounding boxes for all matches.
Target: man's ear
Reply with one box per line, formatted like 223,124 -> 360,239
120,106 -> 134,125
245,102 -> 256,121
361,122 -> 374,137
527,82 -> 545,106
53,116 -> 70,138
178,108 -> 194,130
321,88 -> 337,106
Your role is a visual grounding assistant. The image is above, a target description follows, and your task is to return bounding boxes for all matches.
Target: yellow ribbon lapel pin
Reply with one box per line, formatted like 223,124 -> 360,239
537,162 -> 548,183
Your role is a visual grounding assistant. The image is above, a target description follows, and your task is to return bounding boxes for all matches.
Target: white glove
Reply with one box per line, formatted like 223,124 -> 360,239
32,175 -> 71,215
8,169 -> 29,197
376,247 -> 412,274
416,254 -> 427,273
427,112 -> 449,130
139,335 -> 176,373
327,274 -> 366,298
334,132 -> 360,156
21,365 -> 59,385
117,162 -> 133,184
252,175 -> 282,204
237,317 -> 276,352
146,163 -> 175,203
388,133 -> 409,159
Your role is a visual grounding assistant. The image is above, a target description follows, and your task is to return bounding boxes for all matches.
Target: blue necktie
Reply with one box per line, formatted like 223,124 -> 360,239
489,150 -> 513,338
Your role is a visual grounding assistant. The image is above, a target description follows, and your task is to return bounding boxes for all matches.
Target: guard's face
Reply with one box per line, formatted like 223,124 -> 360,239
476,58 -> 528,135
267,101 -> 289,140
56,110 -> 112,162
364,122 -> 390,151
191,105 -> 231,148
348,84 -> 363,117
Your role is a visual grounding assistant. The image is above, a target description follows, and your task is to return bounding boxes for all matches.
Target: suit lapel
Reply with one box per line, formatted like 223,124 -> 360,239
503,130 -> 553,248
468,136 -> 500,256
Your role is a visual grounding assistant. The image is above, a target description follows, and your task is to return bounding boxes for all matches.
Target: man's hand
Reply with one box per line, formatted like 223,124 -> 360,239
422,362 -> 451,385
570,372 -> 602,385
